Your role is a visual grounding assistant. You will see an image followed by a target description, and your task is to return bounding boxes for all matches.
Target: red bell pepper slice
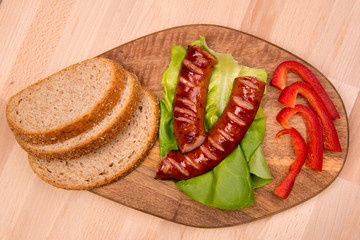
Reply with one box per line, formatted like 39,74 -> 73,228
277,104 -> 323,171
274,128 -> 307,199
278,81 -> 341,152
271,60 -> 340,119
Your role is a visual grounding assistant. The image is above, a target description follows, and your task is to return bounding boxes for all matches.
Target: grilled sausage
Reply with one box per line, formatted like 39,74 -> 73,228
157,76 -> 266,180
173,45 -> 216,153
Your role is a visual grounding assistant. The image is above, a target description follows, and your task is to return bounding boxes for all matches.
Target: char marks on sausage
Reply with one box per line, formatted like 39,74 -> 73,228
157,76 -> 266,180
173,45 -> 216,153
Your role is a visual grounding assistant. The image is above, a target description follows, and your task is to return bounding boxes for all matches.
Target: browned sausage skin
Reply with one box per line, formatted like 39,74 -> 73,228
173,45 -> 216,153
157,76 -> 266,180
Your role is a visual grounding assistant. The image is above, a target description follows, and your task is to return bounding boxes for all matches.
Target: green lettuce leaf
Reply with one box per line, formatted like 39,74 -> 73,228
159,101 -> 178,157
158,37 -> 272,209
241,108 -> 266,162
248,146 -> 272,188
161,46 -> 187,113
192,37 -> 242,130
175,146 -> 254,209
238,108 -> 272,188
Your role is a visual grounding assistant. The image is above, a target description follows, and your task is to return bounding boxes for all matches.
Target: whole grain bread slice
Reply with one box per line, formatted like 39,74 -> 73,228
6,57 -> 126,145
28,88 -> 159,190
17,71 -> 141,160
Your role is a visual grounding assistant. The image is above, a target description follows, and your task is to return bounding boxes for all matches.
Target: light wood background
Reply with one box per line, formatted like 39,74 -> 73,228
1,0 -> 359,239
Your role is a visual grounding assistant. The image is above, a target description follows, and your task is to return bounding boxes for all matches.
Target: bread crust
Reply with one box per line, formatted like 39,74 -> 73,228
28,88 -> 160,190
17,71 -> 142,160
6,57 -> 126,145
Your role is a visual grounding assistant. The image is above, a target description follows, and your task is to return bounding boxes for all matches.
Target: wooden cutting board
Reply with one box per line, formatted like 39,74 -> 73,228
91,24 -> 349,228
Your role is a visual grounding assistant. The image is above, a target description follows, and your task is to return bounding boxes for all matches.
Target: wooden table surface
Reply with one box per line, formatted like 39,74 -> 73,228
1,0 -> 359,239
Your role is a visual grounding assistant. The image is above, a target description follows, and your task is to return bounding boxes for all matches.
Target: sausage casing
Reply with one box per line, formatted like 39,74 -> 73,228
173,45 -> 216,153
157,76 -> 266,180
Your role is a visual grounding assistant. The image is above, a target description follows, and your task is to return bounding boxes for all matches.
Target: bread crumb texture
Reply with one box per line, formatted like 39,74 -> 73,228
6,57 -> 126,144
29,89 -> 159,190
17,71 -> 141,160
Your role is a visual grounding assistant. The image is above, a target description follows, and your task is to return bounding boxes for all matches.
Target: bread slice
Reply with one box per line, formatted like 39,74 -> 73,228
17,71 -> 141,160
28,88 -> 159,190
6,57 -> 126,145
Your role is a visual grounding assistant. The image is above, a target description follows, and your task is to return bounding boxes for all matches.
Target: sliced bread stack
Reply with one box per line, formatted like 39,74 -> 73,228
6,57 -> 159,190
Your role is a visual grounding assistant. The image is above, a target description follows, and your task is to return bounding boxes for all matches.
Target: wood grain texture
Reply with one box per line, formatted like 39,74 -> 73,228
88,24 -> 349,227
1,0 -> 360,239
